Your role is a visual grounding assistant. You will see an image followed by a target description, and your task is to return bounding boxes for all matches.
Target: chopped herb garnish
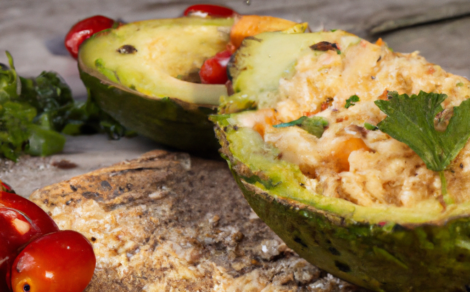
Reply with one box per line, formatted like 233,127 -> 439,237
274,116 -> 328,138
456,81 -> 464,87
345,95 -> 360,108
0,51 -> 131,161
364,123 -> 378,131
375,91 -> 470,205
273,116 -> 307,128
330,29 -> 337,32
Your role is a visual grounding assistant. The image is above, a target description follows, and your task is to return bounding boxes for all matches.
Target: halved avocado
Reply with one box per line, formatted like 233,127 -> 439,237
78,17 -> 234,154
214,30 -> 470,291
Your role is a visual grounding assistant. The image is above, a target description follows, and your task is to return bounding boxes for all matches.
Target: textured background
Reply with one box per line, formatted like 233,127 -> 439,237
1,0 -> 470,195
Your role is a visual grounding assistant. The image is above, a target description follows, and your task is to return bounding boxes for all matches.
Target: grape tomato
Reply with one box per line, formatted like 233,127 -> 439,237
183,4 -> 237,18
11,230 -> 96,292
65,15 -> 116,59
0,191 -> 58,235
199,49 -> 232,84
0,208 -> 42,292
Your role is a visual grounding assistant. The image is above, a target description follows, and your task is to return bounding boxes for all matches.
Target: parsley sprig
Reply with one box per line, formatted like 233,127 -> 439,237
375,91 -> 470,205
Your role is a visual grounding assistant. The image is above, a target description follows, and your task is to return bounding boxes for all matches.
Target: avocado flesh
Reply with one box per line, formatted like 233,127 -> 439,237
214,31 -> 470,291
215,120 -> 470,292
79,17 -> 233,105
78,18 -> 233,153
228,30 -> 353,94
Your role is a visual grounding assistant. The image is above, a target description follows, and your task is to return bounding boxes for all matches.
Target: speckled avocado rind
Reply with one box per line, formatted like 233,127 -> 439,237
79,70 -> 219,154
215,123 -> 470,292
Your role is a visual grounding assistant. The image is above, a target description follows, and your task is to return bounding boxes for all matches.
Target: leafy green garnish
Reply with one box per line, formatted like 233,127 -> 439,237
456,81 -> 464,87
345,95 -> 360,108
0,51 -> 131,161
364,123 -> 378,131
274,116 -> 307,128
375,91 -> 470,204
273,116 -> 328,138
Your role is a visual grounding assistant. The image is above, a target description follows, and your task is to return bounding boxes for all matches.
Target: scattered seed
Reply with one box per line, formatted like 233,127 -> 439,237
310,41 -> 339,52
117,45 -> 138,54
51,160 -> 78,169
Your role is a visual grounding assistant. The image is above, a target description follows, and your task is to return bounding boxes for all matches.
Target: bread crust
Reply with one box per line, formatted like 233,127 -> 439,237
30,150 -> 361,292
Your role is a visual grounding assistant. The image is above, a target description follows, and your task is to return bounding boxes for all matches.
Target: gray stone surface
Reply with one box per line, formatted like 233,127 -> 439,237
0,135 -> 158,196
1,0 -> 470,196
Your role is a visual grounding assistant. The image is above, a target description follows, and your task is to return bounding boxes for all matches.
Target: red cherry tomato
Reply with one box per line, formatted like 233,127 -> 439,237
199,49 -> 232,84
0,208 -> 42,291
11,230 -> 96,292
65,15 -> 115,59
0,191 -> 59,235
183,4 -> 237,18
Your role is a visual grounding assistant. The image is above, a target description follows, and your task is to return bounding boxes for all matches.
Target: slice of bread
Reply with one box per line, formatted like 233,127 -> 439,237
30,150 -> 361,292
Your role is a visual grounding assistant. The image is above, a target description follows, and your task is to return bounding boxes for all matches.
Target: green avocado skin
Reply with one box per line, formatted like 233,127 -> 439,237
80,70 -> 219,154
216,126 -> 470,292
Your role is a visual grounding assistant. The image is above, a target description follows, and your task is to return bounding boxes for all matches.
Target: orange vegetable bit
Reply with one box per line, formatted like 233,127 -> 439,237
253,109 -> 279,138
230,15 -> 298,48
375,38 -> 385,46
333,137 -> 371,172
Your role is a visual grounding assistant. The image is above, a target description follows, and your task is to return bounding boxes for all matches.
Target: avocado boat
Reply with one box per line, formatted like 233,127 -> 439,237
213,30 -> 470,291
78,17 -> 233,154
78,16 -> 304,154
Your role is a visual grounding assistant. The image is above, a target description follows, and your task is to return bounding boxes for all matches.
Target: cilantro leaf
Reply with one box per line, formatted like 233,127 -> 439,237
364,123 -> 378,131
345,95 -> 360,108
274,116 -> 328,138
375,91 -> 470,204
375,91 -> 470,172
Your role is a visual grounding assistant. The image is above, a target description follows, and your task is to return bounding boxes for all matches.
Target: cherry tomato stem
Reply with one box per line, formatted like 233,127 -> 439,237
0,180 -> 13,192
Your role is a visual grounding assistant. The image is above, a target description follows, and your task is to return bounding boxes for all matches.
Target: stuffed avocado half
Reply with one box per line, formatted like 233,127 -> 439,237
78,17 -> 233,154
214,30 -> 470,291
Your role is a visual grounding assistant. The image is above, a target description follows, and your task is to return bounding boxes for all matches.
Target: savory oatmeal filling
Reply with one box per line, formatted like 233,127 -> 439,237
237,37 -> 470,208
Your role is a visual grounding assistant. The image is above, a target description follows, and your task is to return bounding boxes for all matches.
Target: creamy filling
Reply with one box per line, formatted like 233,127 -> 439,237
237,38 -> 470,208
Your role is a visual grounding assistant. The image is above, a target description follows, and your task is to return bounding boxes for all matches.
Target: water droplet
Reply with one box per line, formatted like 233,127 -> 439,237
245,0 -> 251,5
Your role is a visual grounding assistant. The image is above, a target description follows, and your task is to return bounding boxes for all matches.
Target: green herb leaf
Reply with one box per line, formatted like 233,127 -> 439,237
0,51 -> 19,102
345,95 -> 360,108
375,91 -> 470,204
364,123 -> 378,131
273,116 -> 307,128
375,91 -> 470,172
26,124 -> 66,157
0,51 -> 131,161
299,117 -> 329,138
274,116 -> 328,138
